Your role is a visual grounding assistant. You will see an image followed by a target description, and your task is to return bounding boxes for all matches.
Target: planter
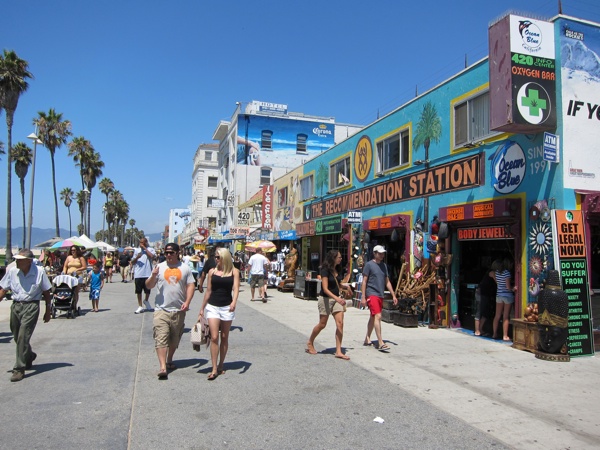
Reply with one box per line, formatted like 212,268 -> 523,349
381,308 -> 400,324
394,312 -> 418,328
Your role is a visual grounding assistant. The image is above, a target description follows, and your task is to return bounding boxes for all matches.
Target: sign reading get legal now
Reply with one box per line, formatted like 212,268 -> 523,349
457,226 -> 511,240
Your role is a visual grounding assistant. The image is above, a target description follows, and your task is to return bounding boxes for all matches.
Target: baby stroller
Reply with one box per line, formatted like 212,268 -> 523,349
51,274 -> 81,319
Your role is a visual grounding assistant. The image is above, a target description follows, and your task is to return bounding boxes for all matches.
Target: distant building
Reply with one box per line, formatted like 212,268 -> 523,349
212,100 -> 363,234
168,208 -> 190,243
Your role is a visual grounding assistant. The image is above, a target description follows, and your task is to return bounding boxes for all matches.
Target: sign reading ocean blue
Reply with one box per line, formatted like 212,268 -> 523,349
543,132 -> 559,163
491,141 -> 526,194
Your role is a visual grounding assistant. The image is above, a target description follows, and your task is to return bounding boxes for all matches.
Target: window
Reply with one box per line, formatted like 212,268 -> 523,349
300,175 -> 314,201
278,187 -> 288,207
261,130 -> 273,150
208,176 -> 218,188
330,157 -> 350,189
377,129 -> 409,172
207,196 -> 216,208
261,167 -> 271,185
454,91 -> 492,147
205,151 -> 212,161
296,134 -> 308,154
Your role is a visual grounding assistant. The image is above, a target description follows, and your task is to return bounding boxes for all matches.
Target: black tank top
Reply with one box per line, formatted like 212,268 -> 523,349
208,272 -> 234,307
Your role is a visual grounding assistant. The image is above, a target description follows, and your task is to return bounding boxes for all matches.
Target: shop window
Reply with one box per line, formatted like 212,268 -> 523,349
261,167 -> 271,185
376,129 -> 409,172
296,133 -> 308,154
261,130 -> 273,150
454,91 -> 493,147
300,174 -> 314,201
330,157 -> 350,189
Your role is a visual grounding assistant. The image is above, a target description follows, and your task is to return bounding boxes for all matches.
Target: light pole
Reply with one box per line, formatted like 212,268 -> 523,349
102,205 -> 107,240
25,131 -> 43,248
114,215 -> 118,246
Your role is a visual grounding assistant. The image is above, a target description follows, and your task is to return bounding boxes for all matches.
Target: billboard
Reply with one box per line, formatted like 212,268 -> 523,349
560,19 -> 600,188
236,114 -> 334,168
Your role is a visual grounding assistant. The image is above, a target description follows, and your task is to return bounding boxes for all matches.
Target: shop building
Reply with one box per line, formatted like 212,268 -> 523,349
294,13 -> 599,354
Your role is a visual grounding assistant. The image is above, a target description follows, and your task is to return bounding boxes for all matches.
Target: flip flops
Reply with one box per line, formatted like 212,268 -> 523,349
335,354 -> 350,360
157,370 -> 168,379
166,363 -> 176,370
377,344 -> 390,351
207,372 -> 218,381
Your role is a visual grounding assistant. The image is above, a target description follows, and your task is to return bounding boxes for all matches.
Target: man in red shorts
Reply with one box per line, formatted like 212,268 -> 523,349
360,245 -> 397,351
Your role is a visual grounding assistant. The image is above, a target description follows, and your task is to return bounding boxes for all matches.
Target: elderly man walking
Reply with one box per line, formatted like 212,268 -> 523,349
360,245 -> 397,351
0,249 -> 52,382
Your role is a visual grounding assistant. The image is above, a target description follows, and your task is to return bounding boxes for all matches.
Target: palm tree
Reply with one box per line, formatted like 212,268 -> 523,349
98,177 -> 114,234
128,218 -> 136,245
11,142 -> 32,248
413,101 -> 442,159
35,108 -> 72,236
81,150 -> 104,236
0,50 -> 33,260
76,190 -> 86,237
60,187 -> 74,237
67,136 -> 93,190
413,101 -> 442,227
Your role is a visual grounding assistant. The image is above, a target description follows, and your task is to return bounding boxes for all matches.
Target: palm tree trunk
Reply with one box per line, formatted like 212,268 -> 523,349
5,114 -> 13,259
87,189 -> 92,237
67,206 -> 72,237
20,177 -> 26,249
50,153 -> 60,236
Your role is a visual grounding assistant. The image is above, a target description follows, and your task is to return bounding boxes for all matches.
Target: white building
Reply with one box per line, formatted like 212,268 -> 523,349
168,208 -> 190,243
179,143 -> 220,247
212,100 -> 363,233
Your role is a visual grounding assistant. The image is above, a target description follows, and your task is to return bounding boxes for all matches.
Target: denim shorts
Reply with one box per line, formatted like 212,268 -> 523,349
496,295 -> 514,304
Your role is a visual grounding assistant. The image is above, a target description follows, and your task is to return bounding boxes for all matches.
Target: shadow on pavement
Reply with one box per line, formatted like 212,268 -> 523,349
20,362 -> 74,377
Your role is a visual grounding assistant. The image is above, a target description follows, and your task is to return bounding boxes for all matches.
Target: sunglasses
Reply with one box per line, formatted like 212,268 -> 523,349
165,251 -> 176,255
215,255 -> 221,259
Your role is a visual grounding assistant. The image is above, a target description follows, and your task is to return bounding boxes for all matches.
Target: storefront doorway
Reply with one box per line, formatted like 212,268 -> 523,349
457,236 -> 516,333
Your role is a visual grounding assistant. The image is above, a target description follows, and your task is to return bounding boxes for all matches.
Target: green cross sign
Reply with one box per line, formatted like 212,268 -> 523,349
521,88 -> 547,117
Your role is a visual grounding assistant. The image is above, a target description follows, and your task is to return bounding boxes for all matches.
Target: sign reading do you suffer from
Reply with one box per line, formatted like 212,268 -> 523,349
552,209 -> 595,356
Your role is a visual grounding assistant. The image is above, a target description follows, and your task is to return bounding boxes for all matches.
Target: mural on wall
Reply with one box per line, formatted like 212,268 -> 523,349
316,162 -> 328,196
527,199 -> 554,303
274,173 -> 302,231
236,115 -> 334,169
560,19 -> 600,188
413,101 -> 442,158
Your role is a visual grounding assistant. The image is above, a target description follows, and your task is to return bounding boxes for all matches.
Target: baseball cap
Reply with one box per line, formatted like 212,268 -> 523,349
14,249 -> 34,260
373,245 -> 386,254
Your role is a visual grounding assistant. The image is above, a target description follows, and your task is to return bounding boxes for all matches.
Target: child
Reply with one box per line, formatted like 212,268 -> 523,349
89,261 -> 105,312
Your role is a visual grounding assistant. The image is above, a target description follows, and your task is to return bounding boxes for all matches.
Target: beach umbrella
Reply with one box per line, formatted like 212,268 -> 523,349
245,240 -> 277,253
33,237 -> 63,248
49,237 -> 86,250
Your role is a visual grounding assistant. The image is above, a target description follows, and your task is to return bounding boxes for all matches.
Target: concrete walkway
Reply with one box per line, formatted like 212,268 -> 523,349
0,279 -> 598,449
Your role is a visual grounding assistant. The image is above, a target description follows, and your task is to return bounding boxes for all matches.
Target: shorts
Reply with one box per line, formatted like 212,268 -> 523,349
205,303 -> 235,321
496,295 -> 514,304
317,296 -> 345,316
89,289 -> 101,301
250,274 -> 265,288
153,309 -> 186,348
135,277 -> 150,294
366,295 -> 383,316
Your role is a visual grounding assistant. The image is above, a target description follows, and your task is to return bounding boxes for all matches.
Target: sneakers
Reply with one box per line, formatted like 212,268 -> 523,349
26,352 -> 37,370
134,306 -> 145,314
10,370 -> 24,382
143,300 -> 154,312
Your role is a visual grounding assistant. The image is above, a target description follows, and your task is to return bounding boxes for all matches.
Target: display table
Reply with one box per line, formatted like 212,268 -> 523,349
511,318 -> 539,353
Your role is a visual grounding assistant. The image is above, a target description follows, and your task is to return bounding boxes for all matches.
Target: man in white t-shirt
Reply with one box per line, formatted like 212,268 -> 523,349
247,248 -> 270,302
146,242 -> 195,379
132,237 -> 157,314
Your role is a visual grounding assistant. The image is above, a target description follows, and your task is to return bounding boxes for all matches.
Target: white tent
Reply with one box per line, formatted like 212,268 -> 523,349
75,234 -> 96,248
94,241 -> 116,252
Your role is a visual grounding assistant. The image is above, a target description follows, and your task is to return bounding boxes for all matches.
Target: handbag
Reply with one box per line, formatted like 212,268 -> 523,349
191,317 -> 209,351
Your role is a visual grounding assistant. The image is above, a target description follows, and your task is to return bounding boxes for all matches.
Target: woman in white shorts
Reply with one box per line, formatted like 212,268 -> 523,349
198,247 -> 240,380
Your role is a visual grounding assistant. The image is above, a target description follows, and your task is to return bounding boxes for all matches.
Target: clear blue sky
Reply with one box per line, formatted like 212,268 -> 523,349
2,0 -> 599,236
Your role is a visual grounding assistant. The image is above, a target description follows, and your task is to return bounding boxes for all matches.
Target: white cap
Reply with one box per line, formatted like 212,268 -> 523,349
373,245 -> 386,253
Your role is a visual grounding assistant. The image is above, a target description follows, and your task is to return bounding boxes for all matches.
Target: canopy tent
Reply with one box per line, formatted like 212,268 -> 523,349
33,237 -> 63,248
94,241 -> 116,252
76,234 -> 96,248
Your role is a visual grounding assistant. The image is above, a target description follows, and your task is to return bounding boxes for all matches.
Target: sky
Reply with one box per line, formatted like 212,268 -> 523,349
2,0 -> 600,237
